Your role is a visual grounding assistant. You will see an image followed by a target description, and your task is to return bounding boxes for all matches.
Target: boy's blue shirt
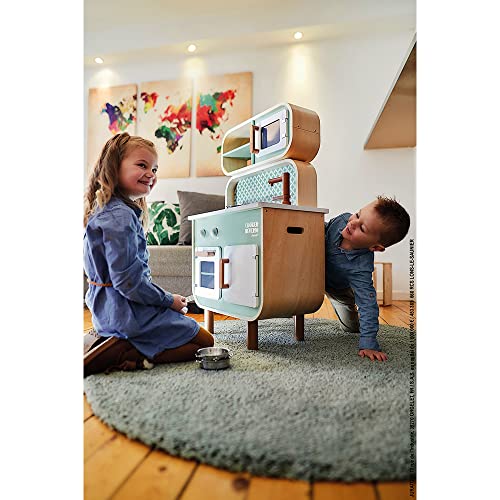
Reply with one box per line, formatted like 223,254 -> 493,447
325,213 -> 380,351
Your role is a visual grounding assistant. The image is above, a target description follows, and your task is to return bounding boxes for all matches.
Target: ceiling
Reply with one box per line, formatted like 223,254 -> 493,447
84,0 -> 415,66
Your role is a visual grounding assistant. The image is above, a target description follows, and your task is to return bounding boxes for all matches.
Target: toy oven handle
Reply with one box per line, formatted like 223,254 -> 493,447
195,250 -> 216,257
219,258 -> 230,289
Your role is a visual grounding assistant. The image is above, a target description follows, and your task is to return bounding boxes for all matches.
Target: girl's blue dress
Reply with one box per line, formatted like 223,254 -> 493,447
84,197 -> 199,358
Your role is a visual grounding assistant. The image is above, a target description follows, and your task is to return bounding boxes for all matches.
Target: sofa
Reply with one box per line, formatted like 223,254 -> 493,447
144,191 -> 225,297
147,245 -> 192,296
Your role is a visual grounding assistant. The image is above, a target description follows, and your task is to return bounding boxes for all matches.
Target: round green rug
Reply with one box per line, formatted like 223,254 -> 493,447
84,318 -> 415,482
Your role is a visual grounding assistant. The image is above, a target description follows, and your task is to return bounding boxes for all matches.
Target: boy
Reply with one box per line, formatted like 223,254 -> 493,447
325,196 -> 410,362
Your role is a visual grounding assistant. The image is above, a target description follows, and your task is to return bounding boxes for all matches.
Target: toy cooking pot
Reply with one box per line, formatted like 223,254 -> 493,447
195,347 -> 232,370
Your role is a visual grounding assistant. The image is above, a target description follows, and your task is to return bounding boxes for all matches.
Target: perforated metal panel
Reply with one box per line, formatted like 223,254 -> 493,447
234,164 -> 298,206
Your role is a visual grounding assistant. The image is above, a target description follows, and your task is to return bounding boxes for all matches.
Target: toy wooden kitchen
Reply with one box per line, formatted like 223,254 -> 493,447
189,103 -> 328,349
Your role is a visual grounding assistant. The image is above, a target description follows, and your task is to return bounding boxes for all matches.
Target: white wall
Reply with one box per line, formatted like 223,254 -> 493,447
85,29 -> 416,299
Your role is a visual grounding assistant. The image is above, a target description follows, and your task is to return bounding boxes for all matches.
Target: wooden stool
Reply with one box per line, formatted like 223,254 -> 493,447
373,262 -> 392,306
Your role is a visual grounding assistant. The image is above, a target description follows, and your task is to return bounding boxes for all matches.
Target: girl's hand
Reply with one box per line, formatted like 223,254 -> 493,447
358,349 -> 388,362
171,294 -> 188,313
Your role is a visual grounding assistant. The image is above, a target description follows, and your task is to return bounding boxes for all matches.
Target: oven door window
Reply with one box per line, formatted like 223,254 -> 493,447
200,261 -> 215,289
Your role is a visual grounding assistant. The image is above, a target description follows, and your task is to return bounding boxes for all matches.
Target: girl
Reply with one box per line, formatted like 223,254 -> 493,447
84,133 -> 214,376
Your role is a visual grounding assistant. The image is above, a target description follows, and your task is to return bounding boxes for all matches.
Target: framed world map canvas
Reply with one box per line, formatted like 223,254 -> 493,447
194,72 -> 252,177
86,84 -> 137,173
137,79 -> 193,179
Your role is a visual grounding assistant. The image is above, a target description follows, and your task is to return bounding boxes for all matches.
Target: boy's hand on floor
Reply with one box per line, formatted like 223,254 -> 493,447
171,294 -> 188,313
358,349 -> 388,362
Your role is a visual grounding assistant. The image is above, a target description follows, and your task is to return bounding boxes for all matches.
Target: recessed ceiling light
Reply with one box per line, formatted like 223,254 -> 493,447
294,32 -> 303,40
94,57 -> 104,64
187,44 -> 197,53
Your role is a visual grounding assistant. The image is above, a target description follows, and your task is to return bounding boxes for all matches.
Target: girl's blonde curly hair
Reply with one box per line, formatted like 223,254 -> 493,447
84,133 -> 157,230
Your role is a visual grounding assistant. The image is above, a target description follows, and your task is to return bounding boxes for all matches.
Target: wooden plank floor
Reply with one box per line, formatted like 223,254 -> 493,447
84,299 -> 416,500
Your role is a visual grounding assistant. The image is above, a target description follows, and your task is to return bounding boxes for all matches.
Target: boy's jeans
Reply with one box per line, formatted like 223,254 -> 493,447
325,287 -> 360,333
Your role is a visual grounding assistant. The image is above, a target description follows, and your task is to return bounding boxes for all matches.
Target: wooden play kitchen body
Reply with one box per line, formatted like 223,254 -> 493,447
189,103 -> 328,349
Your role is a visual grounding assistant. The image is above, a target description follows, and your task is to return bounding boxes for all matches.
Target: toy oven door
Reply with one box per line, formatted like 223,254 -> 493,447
253,108 -> 287,159
194,246 -> 221,300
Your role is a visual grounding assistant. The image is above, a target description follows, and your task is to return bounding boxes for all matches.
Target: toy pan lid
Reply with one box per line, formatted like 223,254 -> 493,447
221,102 -> 320,177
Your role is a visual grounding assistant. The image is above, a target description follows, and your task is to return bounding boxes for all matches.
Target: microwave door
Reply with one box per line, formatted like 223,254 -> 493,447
254,109 -> 287,159
261,119 -> 281,150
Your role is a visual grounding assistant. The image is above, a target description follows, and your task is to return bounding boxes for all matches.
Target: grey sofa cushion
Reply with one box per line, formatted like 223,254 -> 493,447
177,190 -> 225,245
153,275 -> 192,298
148,245 -> 192,277
84,246 -> 193,300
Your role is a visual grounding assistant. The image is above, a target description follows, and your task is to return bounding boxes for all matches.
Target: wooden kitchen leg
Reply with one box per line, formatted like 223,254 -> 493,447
204,309 -> 214,333
294,314 -> 304,341
247,320 -> 258,350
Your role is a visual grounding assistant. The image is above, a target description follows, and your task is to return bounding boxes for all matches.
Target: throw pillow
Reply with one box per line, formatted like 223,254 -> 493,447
177,190 -> 226,245
147,201 -> 181,245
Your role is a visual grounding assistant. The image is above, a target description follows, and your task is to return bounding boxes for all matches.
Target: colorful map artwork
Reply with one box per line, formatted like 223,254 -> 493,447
140,89 -> 236,155
101,95 -> 137,134
141,92 -> 193,155
140,91 -> 158,113
156,99 -> 192,154
197,90 -> 237,150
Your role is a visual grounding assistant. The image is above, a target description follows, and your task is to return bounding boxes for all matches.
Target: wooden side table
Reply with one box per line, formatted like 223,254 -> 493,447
373,262 -> 392,306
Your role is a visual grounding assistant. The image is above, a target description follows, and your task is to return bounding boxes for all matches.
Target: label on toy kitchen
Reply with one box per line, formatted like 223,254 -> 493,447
244,221 -> 259,236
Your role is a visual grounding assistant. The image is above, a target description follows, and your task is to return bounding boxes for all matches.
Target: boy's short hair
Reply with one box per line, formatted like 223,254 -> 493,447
374,196 -> 410,248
